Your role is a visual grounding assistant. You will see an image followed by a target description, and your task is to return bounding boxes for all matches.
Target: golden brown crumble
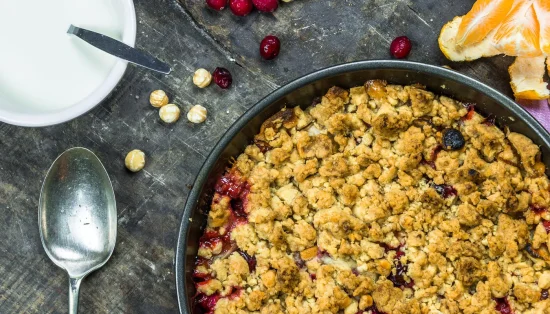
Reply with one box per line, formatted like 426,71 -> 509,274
193,81 -> 550,314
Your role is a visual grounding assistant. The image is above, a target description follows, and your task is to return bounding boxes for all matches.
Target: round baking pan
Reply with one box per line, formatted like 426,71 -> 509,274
175,60 -> 550,313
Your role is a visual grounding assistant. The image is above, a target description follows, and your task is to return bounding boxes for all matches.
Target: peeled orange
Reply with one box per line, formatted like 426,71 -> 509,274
439,0 -> 550,100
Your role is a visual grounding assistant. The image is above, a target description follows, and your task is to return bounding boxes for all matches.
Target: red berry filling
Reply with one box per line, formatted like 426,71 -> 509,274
433,184 -> 458,199
253,139 -> 272,153
462,104 -> 476,121
421,145 -> 442,169
495,297 -> 513,314
389,36 -> 412,59
530,204 -> 547,215
543,220 -> 550,233
195,291 -> 221,314
238,250 -> 257,272
215,173 -> 247,199
383,244 -> 414,289
259,35 -> 281,60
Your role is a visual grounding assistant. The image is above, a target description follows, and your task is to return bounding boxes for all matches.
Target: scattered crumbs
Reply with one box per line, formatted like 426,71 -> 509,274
189,218 -> 193,222
509,116 -> 515,121
226,110 -> 230,114
441,84 -> 446,89
135,95 -> 140,99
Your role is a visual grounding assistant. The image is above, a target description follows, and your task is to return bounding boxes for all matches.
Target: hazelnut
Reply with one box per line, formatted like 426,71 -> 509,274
187,105 -> 207,124
149,90 -> 169,108
193,69 -> 212,88
125,149 -> 145,172
159,104 -> 181,123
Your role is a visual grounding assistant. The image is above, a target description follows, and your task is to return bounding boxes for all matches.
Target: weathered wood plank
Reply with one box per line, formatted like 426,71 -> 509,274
0,0 -> 516,313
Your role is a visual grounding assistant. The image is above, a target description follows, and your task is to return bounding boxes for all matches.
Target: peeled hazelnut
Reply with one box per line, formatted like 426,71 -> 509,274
193,69 -> 212,88
149,90 -> 169,108
187,105 -> 207,124
125,149 -> 145,172
159,104 -> 181,123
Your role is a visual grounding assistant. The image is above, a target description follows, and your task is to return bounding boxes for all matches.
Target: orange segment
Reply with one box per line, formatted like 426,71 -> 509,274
494,0 -> 542,57
508,56 -> 549,100
534,0 -> 550,54
456,0 -> 514,47
439,16 -> 500,61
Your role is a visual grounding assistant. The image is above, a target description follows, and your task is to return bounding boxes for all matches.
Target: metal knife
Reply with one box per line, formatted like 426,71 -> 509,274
67,24 -> 171,75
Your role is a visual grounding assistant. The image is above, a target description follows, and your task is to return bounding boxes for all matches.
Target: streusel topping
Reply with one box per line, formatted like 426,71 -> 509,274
193,81 -> 550,314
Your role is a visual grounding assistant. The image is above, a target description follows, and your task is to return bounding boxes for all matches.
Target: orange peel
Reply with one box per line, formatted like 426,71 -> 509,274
439,17 -> 499,62
508,56 -> 549,100
439,0 -> 550,100
535,0 -> 550,55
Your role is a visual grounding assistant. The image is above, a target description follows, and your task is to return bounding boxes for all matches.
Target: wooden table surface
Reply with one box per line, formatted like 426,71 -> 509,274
0,0 -> 515,313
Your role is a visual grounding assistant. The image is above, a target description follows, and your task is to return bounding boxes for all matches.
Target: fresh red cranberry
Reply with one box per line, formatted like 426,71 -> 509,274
229,0 -> 253,16
542,220 -> 550,233
206,0 -> 227,11
252,0 -> 278,12
259,35 -> 281,60
390,36 -> 412,59
212,67 -> 232,89
495,297 -> 513,314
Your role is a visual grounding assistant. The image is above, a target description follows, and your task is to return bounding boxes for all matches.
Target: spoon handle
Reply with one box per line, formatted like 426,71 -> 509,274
69,277 -> 83,314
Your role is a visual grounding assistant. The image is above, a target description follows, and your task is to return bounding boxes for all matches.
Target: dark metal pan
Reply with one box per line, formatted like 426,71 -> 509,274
175,60 -> 550,313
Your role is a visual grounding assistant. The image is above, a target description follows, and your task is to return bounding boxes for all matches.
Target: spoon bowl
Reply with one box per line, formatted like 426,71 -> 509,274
39,147 -> 117,313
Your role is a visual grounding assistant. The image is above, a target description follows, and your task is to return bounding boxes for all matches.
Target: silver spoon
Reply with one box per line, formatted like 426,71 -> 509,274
39,147 -> 117,314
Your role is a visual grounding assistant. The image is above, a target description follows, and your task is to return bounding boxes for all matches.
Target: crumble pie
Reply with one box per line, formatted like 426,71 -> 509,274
192,81 -> 550,314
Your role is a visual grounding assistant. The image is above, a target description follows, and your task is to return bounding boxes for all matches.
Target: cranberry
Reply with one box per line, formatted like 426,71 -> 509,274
195,292 -> 221,313
389,36 -> 412,59
387,260 -> 414,288
212,67 -> 232,89
206,0 -> 227,11
462,104 -> 476,121
494,297 -> 513,314
229,0 -> 253,16
542,220 -> 550,233
214,174 -> 245,198
259,35 -> 281,60
530,204 -> 547,215
442,128 -> 465,151
252,0 -> 278,12
253,139 -> 272,153
433,184 -> 457,198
